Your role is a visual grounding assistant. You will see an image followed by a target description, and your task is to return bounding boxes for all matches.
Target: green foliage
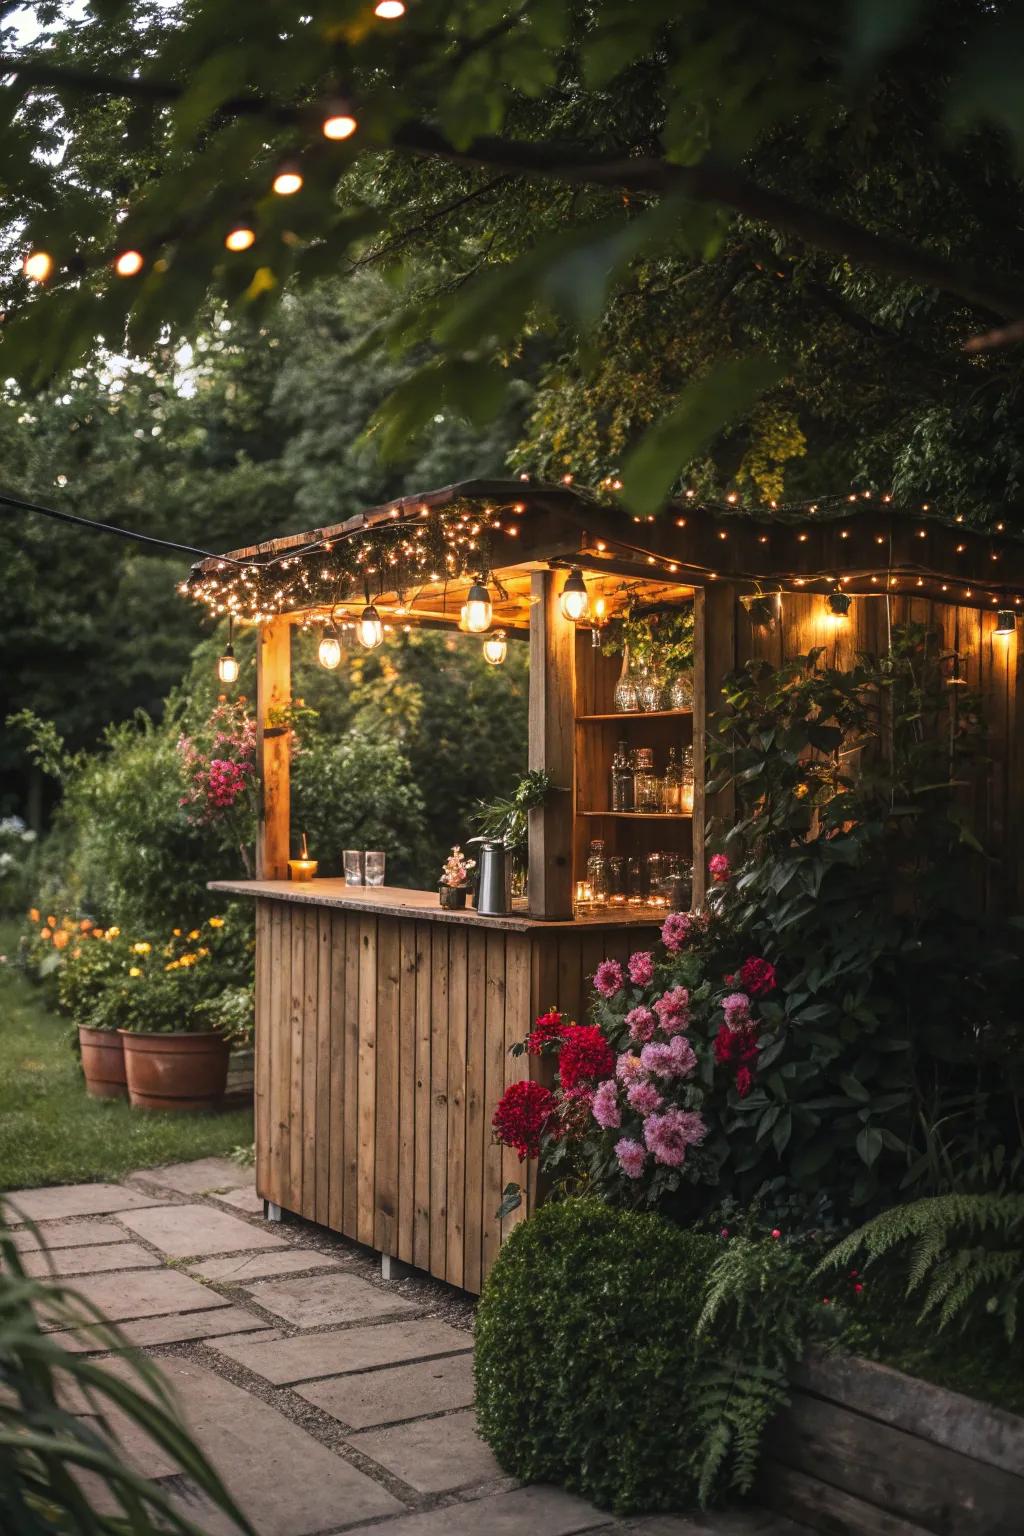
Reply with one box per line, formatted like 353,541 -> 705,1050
599,600 -> 695,672
194,981 -> 254,1047
291,729 -> 428,885
475,1198 -> 804,1513
0,1197 -> 254,1535
469,769 -> 551,854
819,1193 -> 1024,1343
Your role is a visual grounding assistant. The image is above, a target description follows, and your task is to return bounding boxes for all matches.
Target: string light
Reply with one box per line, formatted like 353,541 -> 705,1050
464,579 -> 493,632
272,163 -> 304,196
559,567 -> 589,622
114,249 -> 144,277
23,250 -> 53,282
356,603 -> 383,649
482,630 -> 507,665
318,620 -> 342,669
225,222 -> 256,252
323,107 -> 358,140
217,616 -> 239,684
374,0 -> 406,15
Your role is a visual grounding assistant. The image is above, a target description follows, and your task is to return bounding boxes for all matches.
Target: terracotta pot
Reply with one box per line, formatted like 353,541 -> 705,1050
78,1025 -> 127,1100
118,1030 -> 229,1113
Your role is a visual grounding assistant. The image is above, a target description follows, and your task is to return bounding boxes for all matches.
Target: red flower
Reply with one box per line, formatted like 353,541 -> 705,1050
526,1009 -> 566,1054
557,1023 -> 615,1094
492,1080 -> 557,1161
735,1066 -> 753,1098
739,956 -> 777,996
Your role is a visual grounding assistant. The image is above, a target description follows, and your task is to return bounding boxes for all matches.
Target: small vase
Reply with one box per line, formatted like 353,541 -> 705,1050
439,885 -> 468,909
613,645 -> 640,712
669,671 -> 694,710
638,667 -> 666,711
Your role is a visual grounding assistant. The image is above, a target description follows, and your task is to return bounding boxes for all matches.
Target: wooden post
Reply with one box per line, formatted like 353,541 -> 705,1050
257,617 -> 291,879
527,570 -> 575,919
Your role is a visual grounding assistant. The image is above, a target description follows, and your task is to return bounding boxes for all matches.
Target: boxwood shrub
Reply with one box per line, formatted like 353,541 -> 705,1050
474,1197 -> 721,1513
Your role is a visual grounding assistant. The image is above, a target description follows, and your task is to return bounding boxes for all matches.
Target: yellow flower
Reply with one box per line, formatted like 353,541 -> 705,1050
164,960 -> 178,971
129,966 -> 142,977
197,946 -> 209,957
187,929 -> 201,941
208,916 -> 225,929
107,926 -> 121,938
132,941 -> 152,955
172,928 -> 182,937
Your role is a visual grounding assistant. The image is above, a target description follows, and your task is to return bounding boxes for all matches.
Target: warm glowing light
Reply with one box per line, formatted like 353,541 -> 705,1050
482,630 -> 507,665
318,631 -> 342,669
23,250 -> 53,282
559,567 -> 589,623
375,0 -> 405,15
464,580 -> 492,632
225,223 -> 256,252
272,166 -> 304,195
323,111 -> 358,140
357,603 -> 384,649
114,249 -> 144,277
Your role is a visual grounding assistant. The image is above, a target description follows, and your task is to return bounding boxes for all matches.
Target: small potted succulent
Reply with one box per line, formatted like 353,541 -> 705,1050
439,846 -> 475,908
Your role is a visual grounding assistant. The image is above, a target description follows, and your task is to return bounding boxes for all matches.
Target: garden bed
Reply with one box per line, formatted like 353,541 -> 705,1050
759,1351 -> 1024,1536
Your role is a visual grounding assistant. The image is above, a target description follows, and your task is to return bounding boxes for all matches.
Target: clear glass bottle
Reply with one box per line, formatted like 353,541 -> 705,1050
662,746 -> 683,813
613,645 -> 640,712
645,851 -> 664,906
611,739 -> 635,812
681,745 -> 695,814
638,666 -> 666,712
586,838 -> 610,905
627,855 -> 646,906
631,746 -> 658,813
608,855 -> 628,904
669,670 -> 694,710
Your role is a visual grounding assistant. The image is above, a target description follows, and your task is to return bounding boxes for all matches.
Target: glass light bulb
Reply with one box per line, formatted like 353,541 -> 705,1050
272,169 -> 303,196
217,650 -> 239,684
559,568 -> 589,622
323,112 -> 358,141
482,631 -> 507,665
357,605 -> 383,649
375,0 -> 405,15
23,250 -> 53,282
318,633 -> 342,669
464,582 -> 492,633
114,249 -> 144,277
225,225 -> 256,252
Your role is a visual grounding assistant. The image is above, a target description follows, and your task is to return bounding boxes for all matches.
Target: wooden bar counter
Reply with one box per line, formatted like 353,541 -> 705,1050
211,879 -> 658,1293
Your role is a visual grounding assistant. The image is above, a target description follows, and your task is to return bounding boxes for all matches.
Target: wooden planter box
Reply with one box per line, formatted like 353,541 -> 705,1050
758,1351 -> 1024,1535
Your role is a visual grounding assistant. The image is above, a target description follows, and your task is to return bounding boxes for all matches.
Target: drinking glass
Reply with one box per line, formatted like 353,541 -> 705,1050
343,849 -> 363,886
365,851 -> 386,887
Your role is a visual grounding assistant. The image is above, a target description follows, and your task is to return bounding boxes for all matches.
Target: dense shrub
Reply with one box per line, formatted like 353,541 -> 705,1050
475,1198 -> 803,1513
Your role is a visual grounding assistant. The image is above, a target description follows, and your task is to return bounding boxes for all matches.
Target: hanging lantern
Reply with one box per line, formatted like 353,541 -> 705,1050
217,616 -> 239,684
826,590 -> 853,623
559,567 -> 589,622
995,608 -> 1016,636
318,622 -> 342,669
464,580 -> 492,633
357,603 -> 384,649
482,630 -> 507,666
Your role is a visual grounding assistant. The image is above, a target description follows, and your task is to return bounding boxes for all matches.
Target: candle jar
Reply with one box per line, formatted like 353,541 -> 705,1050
681,746 -> 695,815
635,772 -> 663,814
288,858 -> 318,882
608,855 -> 628,904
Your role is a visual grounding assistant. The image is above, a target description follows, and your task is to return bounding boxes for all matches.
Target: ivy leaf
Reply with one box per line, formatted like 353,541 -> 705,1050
856,1127 -> 883,1166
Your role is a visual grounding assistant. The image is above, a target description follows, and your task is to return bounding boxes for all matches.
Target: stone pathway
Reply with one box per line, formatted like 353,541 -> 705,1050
6,1159 -> 809,1536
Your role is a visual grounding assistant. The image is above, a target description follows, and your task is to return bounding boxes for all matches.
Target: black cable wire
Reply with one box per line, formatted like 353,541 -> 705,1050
0,486 -> 245,564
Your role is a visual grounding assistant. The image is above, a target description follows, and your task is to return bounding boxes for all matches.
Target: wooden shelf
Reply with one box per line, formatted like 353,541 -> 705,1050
575,710 -> 693,722
579,810 -> 693,820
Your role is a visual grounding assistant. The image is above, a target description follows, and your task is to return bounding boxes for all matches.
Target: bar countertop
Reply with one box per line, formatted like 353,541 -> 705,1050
208,879 -> 665,932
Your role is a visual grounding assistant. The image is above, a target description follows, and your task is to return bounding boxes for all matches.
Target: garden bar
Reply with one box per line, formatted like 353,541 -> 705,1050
193,480 -> 1024,1291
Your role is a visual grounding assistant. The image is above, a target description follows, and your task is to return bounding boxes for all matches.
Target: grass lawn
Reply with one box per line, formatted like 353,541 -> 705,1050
0,925 -> 253,1191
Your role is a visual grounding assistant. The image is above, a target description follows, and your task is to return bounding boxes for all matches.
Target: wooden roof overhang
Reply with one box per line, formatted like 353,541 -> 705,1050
184,479 -> 1024,624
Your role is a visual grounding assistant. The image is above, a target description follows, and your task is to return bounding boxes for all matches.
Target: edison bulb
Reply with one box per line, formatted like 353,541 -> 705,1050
357,604 -> 384,649
375,0 -> 405,15
23,250 -> 53,282
114,249 -> 145,277
559,567 -> 589,622
323,112 -> 358,141
464,581 -> 492,633
318,633 -> 342,669
482,631 -> 507,666
225,224 -> 256,252
272,167 -> 303,196
217,648 -> 239,684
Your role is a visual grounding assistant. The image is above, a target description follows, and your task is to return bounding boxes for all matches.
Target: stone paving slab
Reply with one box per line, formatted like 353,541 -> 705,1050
154,1357 -> 404,1535
58,1306 -> 270,1354
186,1249 -> 343,1285
349,1408 -> 503,1493
361,1485 -> 612,1535
128,1157 -> 251,1197
20,1241 -> 161,1278
118,1202 -> 288,1258
47,1268 -> 233,1327
297,1352 -> 475,1429
624,1517 -> 807,1535
210,1185 -> 265,1216
242,1270 -> 420,1328
6,1182 -> 165,1222
211,1316 -> 473,1385
11,1218 -> 127,1252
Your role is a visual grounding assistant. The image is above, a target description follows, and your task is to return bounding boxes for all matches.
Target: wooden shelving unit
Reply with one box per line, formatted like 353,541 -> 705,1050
579,810 -> 693,820
576,709 -> 693,722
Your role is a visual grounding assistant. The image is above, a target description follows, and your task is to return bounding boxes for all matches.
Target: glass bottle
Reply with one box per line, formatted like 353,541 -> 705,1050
645,851 -> 664,906
662,746 -> 683,813
608,855 -> 628,904
611,740 -> 635,812
631,747 -> 658,814
627,855 -> 646,906
681,746 -> 695,814
613,645 -> 640,712
586,839 -> 610,906
638,666 -> 666,712
669,671 -> 694,710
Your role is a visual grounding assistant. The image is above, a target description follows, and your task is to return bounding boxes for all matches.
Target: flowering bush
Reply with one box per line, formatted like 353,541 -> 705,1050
0,816 -> 37,914
178,699 -> 258,869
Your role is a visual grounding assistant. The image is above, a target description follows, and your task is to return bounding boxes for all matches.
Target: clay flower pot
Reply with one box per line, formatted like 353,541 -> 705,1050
119,1030 -> 229,1113
439,884 -> 468,909
78,1025 -> 127,1100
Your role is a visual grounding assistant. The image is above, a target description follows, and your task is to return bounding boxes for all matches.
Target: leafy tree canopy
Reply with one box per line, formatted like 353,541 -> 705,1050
2,1 -> 1024,519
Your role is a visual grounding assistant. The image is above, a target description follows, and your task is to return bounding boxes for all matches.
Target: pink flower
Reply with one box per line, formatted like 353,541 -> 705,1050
594,959 -> 624,998
735,1066 -> 753,1097
653,985 -> 691,1035
615,1051 -> 646,1086
625,1006 -> 656,1044
639,1035 -> 697,1080
627,950 -> 655,987
614,1137 -> 648,1179
739,956 -> 777,996
591,1078 -> 621,1130
721,991 -> 752,1028
644,1106 -> 708,1166
709,853 -> 731,882
626,1080 -> 664,1116
661,911 -> 693,953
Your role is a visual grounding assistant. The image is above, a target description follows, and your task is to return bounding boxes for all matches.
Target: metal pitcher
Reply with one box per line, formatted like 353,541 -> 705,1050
470,838 -> 512,916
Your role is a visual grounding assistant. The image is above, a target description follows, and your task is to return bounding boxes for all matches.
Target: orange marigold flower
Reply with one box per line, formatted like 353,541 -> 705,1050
52,930 -> 70,950
197,946 -> 209,956
187,929 -> 201,941
92,928 -> 105,939
72,947 -> 81,959
28,907 -> 40,923
47,915 -> 57,927
39,928 -> 51,941
80,918 -> 92,932
173,928 -> 182,937
208,916 -> 225,928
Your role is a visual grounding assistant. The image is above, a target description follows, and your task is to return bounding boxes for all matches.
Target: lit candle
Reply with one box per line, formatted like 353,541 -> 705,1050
288,831 -> 318,881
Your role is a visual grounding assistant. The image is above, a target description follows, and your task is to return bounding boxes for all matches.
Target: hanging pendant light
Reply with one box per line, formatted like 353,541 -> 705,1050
559,567 -> 589,622
995,608 -> 1016,637
217,615 -> 239,684
482,630 -> 507,666
357,603 -> 384,649
826,590 -> 852,623
318,618 -> 342,669
464,579 -> 493,633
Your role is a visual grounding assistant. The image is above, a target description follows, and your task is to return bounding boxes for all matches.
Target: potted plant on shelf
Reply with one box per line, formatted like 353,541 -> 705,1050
439,846 -> 475,908
469,770 -> 553,897
601,600 -> 695,710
